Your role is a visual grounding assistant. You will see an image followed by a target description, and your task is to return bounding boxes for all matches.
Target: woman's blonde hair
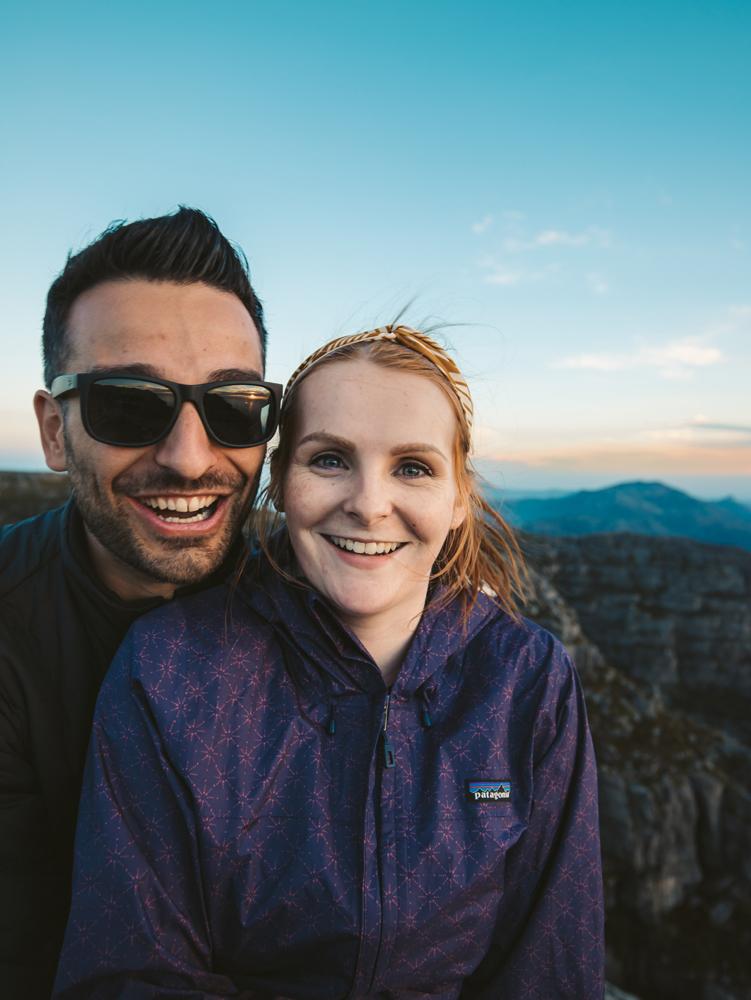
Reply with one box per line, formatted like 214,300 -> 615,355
254,325 -> 527,620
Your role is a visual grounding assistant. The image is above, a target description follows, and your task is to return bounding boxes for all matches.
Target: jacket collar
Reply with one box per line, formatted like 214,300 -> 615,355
237,549 -> 502,697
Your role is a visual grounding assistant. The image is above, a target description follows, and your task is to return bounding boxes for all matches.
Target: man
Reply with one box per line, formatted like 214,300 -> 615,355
0,208 -> 277,997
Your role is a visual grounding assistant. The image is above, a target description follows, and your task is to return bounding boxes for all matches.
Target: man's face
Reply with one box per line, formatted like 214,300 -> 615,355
36,279 -> 266,600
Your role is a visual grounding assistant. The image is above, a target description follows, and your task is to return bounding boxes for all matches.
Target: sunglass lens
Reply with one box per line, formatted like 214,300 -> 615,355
87,379 -> 176,445
204,385 -> 274,446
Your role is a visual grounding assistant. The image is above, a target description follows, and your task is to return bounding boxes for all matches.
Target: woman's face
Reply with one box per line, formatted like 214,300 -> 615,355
282,358 -> 466,635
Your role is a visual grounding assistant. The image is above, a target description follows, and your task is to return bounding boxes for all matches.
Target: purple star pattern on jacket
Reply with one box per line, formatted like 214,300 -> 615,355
54,564 -> 604,999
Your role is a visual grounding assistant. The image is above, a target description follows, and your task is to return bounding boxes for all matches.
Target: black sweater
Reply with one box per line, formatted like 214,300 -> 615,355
0,501 -> 239,998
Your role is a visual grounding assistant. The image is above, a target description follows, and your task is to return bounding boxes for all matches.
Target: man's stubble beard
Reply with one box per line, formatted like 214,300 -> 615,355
66,446 -> 261,588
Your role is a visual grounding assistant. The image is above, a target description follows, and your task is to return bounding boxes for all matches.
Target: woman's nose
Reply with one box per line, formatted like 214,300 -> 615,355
342,470 -> 393,524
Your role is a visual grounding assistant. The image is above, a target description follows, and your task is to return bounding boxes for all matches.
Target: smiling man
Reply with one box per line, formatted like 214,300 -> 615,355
0,208 -> 278,998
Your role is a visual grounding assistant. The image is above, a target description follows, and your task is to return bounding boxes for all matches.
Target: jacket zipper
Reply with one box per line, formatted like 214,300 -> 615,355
382,691 -> 396,768
359,691 -> 396,996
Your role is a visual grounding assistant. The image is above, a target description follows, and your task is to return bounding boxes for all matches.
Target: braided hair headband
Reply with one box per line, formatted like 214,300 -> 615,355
284,325 -> 474,433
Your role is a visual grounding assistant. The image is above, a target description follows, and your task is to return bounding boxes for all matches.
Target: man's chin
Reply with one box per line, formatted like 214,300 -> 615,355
84,505 -> 241,595
130,523 -> 240,585
119,540 -> 235,591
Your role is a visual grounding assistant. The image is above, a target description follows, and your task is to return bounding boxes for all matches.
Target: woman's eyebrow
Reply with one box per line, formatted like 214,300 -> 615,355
297,432 -> 355,450
297,433 -> 447,462
391,443 -> 448,460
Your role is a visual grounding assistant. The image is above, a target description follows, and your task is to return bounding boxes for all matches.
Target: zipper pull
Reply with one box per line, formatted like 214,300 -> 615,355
382,693 -> 396,768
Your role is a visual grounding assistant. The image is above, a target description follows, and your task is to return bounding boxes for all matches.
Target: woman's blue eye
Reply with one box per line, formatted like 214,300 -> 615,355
399,461 -> 431,478
312,452 -> 345,469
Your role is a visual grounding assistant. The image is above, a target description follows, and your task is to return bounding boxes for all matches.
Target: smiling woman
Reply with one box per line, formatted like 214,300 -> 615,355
55,326 -> 605,999
277,359 -> 467,682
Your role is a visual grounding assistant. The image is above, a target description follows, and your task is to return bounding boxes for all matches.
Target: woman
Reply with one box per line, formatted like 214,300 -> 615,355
55,326 -> 604,998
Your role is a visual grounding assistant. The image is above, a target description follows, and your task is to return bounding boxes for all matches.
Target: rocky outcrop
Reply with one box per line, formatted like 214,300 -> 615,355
525,533 -> 751,741
0,471 -> 69,526
524,536 -> 751,1000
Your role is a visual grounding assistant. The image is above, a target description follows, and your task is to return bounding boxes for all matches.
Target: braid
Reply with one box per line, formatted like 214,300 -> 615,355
284,325 -> 473,433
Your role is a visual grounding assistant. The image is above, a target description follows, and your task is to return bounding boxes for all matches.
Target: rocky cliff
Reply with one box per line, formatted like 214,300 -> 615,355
0,470 -> 69,526
524,533 -> 751,1000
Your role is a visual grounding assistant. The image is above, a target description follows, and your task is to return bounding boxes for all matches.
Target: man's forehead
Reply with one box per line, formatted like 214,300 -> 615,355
65,279 -> 263,376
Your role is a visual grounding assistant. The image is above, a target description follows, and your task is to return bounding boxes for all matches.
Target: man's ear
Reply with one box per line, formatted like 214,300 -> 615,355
33,390 -> 68,472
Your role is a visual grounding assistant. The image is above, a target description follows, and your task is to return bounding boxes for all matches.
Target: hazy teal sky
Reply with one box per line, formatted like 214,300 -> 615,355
2,1 -> 749,497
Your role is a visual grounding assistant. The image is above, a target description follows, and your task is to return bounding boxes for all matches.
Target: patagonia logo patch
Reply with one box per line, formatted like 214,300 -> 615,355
465,779 -> 511,803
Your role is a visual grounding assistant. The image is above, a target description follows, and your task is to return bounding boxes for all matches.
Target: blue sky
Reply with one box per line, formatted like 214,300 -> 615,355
2,1 -> 749,497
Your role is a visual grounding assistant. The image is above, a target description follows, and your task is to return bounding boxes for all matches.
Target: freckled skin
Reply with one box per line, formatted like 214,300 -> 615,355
283,359 -> 466,670
34,280 -> 266,600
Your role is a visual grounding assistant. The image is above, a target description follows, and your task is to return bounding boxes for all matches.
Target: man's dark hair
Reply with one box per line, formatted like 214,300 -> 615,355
42,207 -> 268,387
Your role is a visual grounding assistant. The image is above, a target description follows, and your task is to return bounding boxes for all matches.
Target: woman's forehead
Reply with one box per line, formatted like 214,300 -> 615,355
295,358 -> 458,436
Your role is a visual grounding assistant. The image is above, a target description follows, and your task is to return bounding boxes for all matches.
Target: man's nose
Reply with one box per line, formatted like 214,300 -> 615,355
343,469 -> 393,525
152,402 -> 216,480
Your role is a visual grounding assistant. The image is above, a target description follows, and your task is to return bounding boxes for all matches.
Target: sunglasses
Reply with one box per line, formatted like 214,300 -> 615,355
50,372 -> 283,448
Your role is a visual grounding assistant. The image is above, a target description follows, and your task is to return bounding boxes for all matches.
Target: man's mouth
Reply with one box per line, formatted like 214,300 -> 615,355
326,535 -> 406,556
138,494 -> 222,524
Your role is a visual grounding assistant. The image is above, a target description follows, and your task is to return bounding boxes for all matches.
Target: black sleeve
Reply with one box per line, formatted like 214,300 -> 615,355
0,639 -> 69,1000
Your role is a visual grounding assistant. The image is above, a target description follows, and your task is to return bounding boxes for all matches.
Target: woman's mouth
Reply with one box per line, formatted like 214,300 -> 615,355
325,535 -> 406,556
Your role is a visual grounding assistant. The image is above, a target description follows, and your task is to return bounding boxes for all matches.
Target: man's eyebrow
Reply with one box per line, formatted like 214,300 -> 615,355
85,365 -> 265,383
207,368 -> 265,382
87,363 -> 162,378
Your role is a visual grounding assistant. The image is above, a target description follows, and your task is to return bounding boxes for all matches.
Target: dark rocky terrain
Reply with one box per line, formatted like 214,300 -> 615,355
493,480 -> 751,552
0,470 -> 69,526
524,533 -> 751,1000
1,473 -> 749,998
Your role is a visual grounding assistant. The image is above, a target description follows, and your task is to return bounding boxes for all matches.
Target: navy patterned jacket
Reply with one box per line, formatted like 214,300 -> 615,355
55,563 -> 604,999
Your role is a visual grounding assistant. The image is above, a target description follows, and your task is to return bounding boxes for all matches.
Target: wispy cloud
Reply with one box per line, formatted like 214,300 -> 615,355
586,272 -> 610,295
484,268 -> 523,286
690,418 -> 751,434
473,215 -> 612,290
556,337 -> 723,379
479,255 -> 557,287
502,226 -> 611,253
668,418 -> 751,447
703,303 -> 751,338
535,229 -> 586,246
475,434 -> 751,479
471,214 -> 493,235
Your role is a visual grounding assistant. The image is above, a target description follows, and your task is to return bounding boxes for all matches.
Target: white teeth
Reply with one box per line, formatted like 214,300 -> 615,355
141,495 -> 219,517
329,536 -> 402,555
158,510 -> 212,524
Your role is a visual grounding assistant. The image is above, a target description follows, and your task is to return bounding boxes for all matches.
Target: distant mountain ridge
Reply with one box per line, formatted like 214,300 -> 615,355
488,480 -> 751,551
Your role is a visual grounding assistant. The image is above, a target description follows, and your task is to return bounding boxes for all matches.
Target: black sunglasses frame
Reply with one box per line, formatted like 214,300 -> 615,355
50,372 -> 283,449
